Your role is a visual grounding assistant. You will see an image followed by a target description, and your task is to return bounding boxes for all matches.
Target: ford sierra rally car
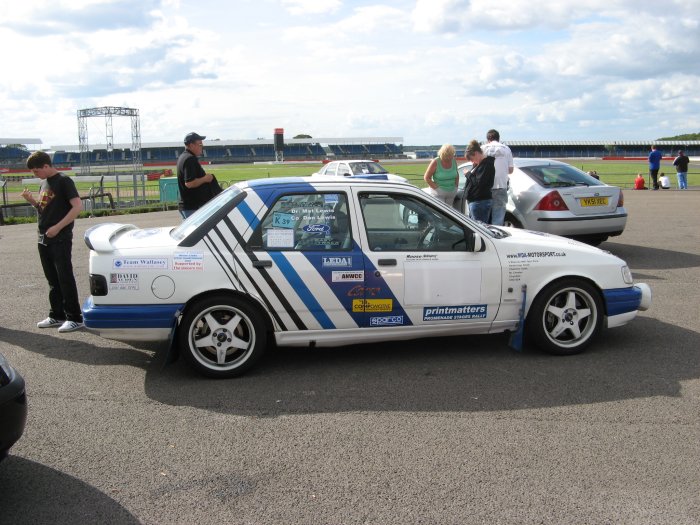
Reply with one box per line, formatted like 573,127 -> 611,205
82,177 -> 651,378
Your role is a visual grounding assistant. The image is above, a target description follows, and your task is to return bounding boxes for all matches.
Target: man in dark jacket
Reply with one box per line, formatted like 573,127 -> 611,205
672,150 -> 689,190
177,132 -> 221,218
648,145 -> 663,190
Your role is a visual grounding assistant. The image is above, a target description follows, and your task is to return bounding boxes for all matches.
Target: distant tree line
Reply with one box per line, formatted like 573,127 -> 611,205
658,132 -> 700,140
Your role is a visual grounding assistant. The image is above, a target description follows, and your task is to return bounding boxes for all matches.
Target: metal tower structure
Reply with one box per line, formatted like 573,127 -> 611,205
77,106 -> 145,205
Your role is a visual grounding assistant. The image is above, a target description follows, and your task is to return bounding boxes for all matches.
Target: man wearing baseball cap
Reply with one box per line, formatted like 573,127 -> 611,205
177,132 -> 221,218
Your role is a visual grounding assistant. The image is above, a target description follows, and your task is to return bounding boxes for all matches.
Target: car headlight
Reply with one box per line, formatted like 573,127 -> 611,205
621,265 -> 633,284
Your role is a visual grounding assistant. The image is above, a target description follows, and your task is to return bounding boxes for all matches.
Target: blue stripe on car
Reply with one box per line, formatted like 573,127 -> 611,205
603,287 -> 642,316
268,252 -> 335,329
236,199 -> 260,232
83,297 -> 183,329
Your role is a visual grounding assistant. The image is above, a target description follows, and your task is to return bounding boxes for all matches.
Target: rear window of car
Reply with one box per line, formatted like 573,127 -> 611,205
171,186 -> 244,244
519,164 -> 604,187
351,162 -> 387,175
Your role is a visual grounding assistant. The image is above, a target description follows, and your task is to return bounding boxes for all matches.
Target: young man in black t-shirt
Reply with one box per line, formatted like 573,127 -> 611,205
21,151 -> 84,333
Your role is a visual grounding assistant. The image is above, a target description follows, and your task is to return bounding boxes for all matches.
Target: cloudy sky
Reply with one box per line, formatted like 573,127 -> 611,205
2,0 -> 699,148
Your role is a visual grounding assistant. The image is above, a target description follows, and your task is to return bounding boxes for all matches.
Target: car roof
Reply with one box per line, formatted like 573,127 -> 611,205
458,158 -> 572,169
239,176 -> 401,190
328,159 -> 381,163
512,158 -> 570,168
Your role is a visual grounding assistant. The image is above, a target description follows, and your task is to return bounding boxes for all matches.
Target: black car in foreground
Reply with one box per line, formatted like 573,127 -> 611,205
0,352 -> 27,461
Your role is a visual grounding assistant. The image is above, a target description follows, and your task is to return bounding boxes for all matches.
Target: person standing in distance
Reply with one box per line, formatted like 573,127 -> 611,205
648,144 -> 663,190
672,150 -> 689,190
423,144 -> 459,206
481,129 -> 513,225
21,151 -> 84,333
463,140 -> 495,223
177,132 -> 221,218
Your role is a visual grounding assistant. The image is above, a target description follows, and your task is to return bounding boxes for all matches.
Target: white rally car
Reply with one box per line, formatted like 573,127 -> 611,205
83,177 -> 651,378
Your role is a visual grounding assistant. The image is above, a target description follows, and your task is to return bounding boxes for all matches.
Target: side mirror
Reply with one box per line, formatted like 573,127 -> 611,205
341,172 -> 352,177
465,231 -> 486,252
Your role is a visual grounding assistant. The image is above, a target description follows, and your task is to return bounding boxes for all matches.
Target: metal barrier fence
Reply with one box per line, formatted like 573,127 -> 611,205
0,178 -> 232,222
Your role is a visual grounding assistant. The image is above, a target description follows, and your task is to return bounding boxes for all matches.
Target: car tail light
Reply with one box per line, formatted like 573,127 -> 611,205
534,191 -> 569,211
617,190 -> 624,207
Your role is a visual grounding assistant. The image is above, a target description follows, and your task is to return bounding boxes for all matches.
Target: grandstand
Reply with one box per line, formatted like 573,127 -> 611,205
0,138 -> 42,168
407,140 -> 700,160
50,137 -> 405,167
7,137 -> 700,170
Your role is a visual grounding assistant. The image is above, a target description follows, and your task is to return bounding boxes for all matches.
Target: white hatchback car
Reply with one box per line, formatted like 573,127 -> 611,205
83,177 -> 650,378
455,159 -> 627,245
313,160 -> 407,183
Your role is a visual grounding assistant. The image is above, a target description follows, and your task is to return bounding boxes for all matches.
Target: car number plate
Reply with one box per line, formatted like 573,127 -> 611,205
580,197 -> 609,207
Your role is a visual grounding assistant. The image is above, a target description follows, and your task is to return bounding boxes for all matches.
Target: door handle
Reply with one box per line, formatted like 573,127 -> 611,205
252,260 -> 272,269
377,259 -> 397,266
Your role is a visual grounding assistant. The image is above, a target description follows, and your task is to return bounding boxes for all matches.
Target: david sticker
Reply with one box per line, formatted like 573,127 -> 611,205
109,273 -> 139,290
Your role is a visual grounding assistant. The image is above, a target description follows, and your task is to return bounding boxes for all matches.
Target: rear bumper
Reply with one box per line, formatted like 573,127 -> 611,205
82,297 -> 183,342
530,212 -> 627,236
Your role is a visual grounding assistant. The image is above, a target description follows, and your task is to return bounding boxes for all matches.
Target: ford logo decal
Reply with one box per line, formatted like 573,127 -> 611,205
303,224 -> 331,234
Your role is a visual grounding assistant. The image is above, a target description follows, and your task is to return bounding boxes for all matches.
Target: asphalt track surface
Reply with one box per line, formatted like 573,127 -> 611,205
1,189 -> 698,525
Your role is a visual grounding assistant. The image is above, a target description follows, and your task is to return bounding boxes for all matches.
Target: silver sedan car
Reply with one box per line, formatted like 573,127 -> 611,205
456,158 -> 627,245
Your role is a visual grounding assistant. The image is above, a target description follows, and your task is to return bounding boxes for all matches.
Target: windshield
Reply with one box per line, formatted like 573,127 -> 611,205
520,164 -> 604,187
350,162 -> 388,175
171,186 -> 243,241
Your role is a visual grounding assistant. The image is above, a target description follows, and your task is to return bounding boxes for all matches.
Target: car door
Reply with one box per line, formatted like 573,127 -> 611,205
352,189 -> 502,331
246,190 -> 366,332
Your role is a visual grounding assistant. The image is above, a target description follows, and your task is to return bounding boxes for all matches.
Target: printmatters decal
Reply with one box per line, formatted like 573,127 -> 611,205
423,305 -> 487,321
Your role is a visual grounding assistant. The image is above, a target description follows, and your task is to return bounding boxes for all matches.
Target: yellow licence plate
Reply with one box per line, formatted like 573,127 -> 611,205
580,197 -> 609,207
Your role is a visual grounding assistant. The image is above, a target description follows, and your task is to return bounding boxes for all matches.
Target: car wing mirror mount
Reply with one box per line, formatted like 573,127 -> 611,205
467,231 -> 486,252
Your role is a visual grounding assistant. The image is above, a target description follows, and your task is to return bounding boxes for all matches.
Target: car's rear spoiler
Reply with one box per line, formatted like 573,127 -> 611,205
84,223 -> 138,253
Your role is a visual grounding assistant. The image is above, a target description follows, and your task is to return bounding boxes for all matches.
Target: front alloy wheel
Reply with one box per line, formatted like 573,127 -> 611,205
179,294 -> 267,378
526,279 -> 603,355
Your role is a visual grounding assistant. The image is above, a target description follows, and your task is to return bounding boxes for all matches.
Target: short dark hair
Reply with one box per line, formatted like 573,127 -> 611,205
486,129 -> 500,142
26,151 -> 52,169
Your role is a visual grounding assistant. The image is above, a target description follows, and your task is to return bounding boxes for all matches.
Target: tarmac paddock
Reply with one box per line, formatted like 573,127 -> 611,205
0,190 -> 698,524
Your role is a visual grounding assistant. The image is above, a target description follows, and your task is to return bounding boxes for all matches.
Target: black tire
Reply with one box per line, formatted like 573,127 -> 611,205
503,214 -> 522,228
179,294 -> 268,378
579,235 -> 608,246
525,279 -> 603,355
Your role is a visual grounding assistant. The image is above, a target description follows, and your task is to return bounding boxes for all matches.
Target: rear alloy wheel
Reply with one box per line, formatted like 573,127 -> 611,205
526,279 -> 603,355
179,294 -> 267,378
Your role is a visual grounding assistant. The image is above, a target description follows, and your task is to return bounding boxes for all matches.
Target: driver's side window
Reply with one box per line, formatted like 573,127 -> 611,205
359,193 -> 467,251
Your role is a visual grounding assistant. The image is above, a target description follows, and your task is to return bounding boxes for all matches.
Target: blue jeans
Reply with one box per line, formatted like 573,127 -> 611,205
180,209 -> 196,219
490,188 -> 507,225
469,199 -> 492,223
676,172 -> 688,189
